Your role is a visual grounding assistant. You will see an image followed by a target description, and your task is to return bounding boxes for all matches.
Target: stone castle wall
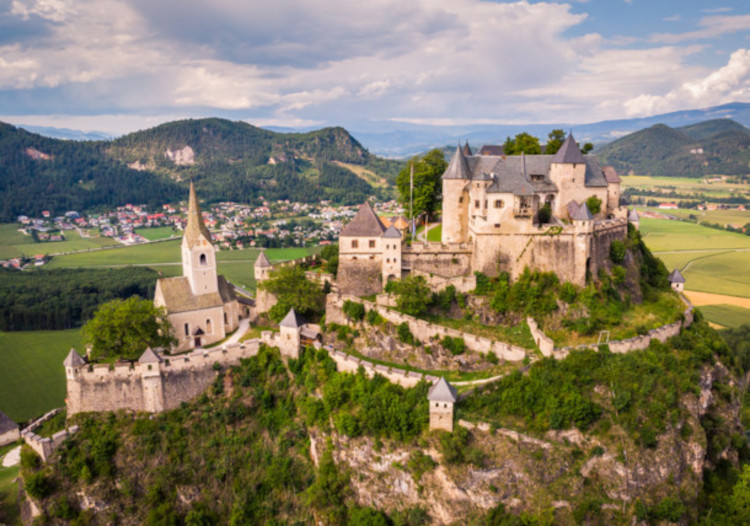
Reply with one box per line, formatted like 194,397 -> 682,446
402,243 -> 472,278
337,256 -> 382,296
66,341 -> 262,415
326,294 -> 528,362
328,349 -> 436,388
21,408 -> 79,462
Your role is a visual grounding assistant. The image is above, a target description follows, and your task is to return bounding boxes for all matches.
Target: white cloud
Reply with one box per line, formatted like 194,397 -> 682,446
652,14 -> 750,44
624,48 -> 750,116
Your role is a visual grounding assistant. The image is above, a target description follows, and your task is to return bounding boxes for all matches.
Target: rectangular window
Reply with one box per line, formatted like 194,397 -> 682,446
484,200 -> 488,208
531,174 -> 544,181
494,200 -> 504,208
369,240 -> 375,248
459,197 -> 463,203
351,240 -> 358,249
475,200 -> 480,208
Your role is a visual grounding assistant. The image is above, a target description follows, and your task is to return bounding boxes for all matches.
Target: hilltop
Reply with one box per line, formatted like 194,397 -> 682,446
0,119 -> 402,221
595,119 -> 750,177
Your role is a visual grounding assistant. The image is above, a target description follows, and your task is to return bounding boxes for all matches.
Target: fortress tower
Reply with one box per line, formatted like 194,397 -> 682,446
441,146 -> 470,244
254,251 -> 278,313
428,377 -> 457,431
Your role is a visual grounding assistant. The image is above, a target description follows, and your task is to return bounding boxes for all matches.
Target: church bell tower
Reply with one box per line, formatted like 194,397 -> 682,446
182,182 -> 218,296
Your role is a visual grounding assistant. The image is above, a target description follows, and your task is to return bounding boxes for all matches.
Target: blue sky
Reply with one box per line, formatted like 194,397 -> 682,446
1,0 -> 750,135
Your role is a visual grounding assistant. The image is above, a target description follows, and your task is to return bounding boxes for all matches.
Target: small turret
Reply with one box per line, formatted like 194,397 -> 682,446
254,251 -> 272,282
63,348 -> 85,379
667,268 -> 686,293
279,308 -> 304,359
628,208 -> 640,230
552,133 -> 585,165
428,377 -> 458,431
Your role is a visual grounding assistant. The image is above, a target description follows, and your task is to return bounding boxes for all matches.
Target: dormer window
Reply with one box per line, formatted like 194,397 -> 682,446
531,174 -> 544,182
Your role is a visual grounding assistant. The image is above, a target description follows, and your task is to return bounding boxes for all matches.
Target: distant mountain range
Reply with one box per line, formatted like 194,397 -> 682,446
20,102 -> 750,159
595,119 -> 750,177
0,118 -> 402,222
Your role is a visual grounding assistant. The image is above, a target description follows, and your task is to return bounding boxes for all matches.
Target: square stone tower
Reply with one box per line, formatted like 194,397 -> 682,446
279,308 -> 304,359
428,377 -> 458,432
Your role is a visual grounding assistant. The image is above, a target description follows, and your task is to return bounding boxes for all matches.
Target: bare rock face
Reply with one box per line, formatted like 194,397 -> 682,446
164,146 -> 195,166
24,147 -> 52,160
127,160 -> 154,171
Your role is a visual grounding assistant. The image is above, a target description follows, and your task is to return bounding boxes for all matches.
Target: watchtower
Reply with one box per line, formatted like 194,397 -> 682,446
279,308 -> 304,359
667,268 -> 686,293
428,377 -> 458,432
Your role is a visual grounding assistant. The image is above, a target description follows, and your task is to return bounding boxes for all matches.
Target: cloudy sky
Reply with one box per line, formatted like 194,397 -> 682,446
1,0 -> 750,135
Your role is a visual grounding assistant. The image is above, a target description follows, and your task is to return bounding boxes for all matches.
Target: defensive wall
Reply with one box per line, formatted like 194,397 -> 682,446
410,269 -> 477,294
402,242 -> 472,278
326,293 -> 528,362
328,348 -> 438,389
66,340 -> 262,415
21,408 -> 79,462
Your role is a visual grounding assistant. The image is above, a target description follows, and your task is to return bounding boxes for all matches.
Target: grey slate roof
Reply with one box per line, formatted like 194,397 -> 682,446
450,151 -> 608,195
383,225 -> 402,239
63,348 -> 85,367
428,377 -> 458,403
255,251 -> 271,268
602,165 -> 621,184
139,347 -> 162,364
442,146 -> 472,180
571,202 -> 594,221
280,308 -> 305,329
667,269 -> 686,283
462,141 -> 472,157
478,145 -> 504,156
339,202 -> 387,237
0,410 -> 18,434
552,134 -> 585,164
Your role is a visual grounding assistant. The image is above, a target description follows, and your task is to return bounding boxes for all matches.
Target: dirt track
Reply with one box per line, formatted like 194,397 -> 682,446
685,290 -> 750,309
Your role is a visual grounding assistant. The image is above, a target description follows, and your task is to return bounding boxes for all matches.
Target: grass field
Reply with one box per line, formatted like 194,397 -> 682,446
0,223 -> 119,259
698,304 -> 750,329
0,443 -> 20,526
135,226 -> 180,241
639,218 -> 750,252
427,224 -> 442,242
0,329 -> 82,422
45,242 -> 318,291
621,175 -> 750,198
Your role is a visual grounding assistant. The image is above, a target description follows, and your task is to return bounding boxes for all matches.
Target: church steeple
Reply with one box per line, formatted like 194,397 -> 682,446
184,181 -> 212,248
181,183 -> 218,295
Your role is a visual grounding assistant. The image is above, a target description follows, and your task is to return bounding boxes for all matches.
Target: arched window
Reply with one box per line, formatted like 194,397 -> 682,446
199,253 -> 207,266
206,319 -> 212,333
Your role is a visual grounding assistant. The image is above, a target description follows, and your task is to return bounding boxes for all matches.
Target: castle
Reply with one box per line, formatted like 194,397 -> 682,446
338,134 -> 629,296
153,182 -> 241,351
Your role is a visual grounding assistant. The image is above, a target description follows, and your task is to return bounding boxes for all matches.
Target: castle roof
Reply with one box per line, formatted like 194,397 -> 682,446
442,146 -> 472,180
155,275 -> 235,313
478,145 -> 504,156
602,165 -> 621,184
427,377 -> 457,403
280,308 -> 305,329
462,141 -> 473,157
456,152 -> 607,196
667,268 -> 686,283
383,225 -> 402,238
63,348 -> 85,367
138,347 -> 162,364
183,182 -> 212,249
340,202 -> 387,237
391,216 -> 409,230
255,251 -> 271,268
0,410 -> 18,434
552,134 -> 586,164
571,201 -> 594,221
628,208 -> 640,222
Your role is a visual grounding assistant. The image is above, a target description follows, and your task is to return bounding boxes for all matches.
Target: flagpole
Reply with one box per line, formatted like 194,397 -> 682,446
410,161 -> 415,240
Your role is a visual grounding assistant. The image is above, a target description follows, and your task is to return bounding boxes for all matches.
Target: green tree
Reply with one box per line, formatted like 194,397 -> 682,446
392,276 -> 431,316
82,296 -> 176,361
582,142 -> 594,154
730,464 -> 750,522
586,195 -> 602,215
396,149 -> 447,221
545,129 -> 566,155
258,265 -> 325,322
503,132 -> 542,155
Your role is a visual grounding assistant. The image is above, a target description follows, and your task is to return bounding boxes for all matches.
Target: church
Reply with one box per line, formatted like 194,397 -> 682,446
154,183 -> 240,351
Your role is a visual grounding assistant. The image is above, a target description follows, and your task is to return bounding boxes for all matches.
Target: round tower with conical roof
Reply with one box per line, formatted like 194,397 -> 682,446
441,146 -> 471,243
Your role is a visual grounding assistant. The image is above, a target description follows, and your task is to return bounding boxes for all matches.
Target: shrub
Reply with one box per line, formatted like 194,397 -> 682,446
397,323 -> 416,346
343,300 -> 366,322
365,309 -> 383,325
348,507 -> 390,526
393,276 -> 431,316
652,496 -> 686,522
20,447 -> 41,470
609,240 -> 627,263
441,336 -> 466,356
25,471 -> 53,499
586,195 -> 602,215
536,203 -> 552,225
406,450 -> 437,482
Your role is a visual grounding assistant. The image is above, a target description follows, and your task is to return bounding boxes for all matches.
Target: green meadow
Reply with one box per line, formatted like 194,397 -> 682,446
0,223 -> 118,259
0,329 -> 82,422
699,304 -> 750,329
135,226 -> 180,241
639,217 -> 750,252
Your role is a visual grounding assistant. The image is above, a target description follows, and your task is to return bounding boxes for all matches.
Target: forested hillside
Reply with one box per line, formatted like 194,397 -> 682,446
595,119 -> 750,177
0,119 -> 403,221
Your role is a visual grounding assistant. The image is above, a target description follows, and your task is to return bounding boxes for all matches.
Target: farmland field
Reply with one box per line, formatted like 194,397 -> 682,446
0,329 -> 82,422
639,217 -> 750,328
621,175 -> 750,198
45,242 -> 319,292
135,226 -> 179,241
0,223 -> 118,259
